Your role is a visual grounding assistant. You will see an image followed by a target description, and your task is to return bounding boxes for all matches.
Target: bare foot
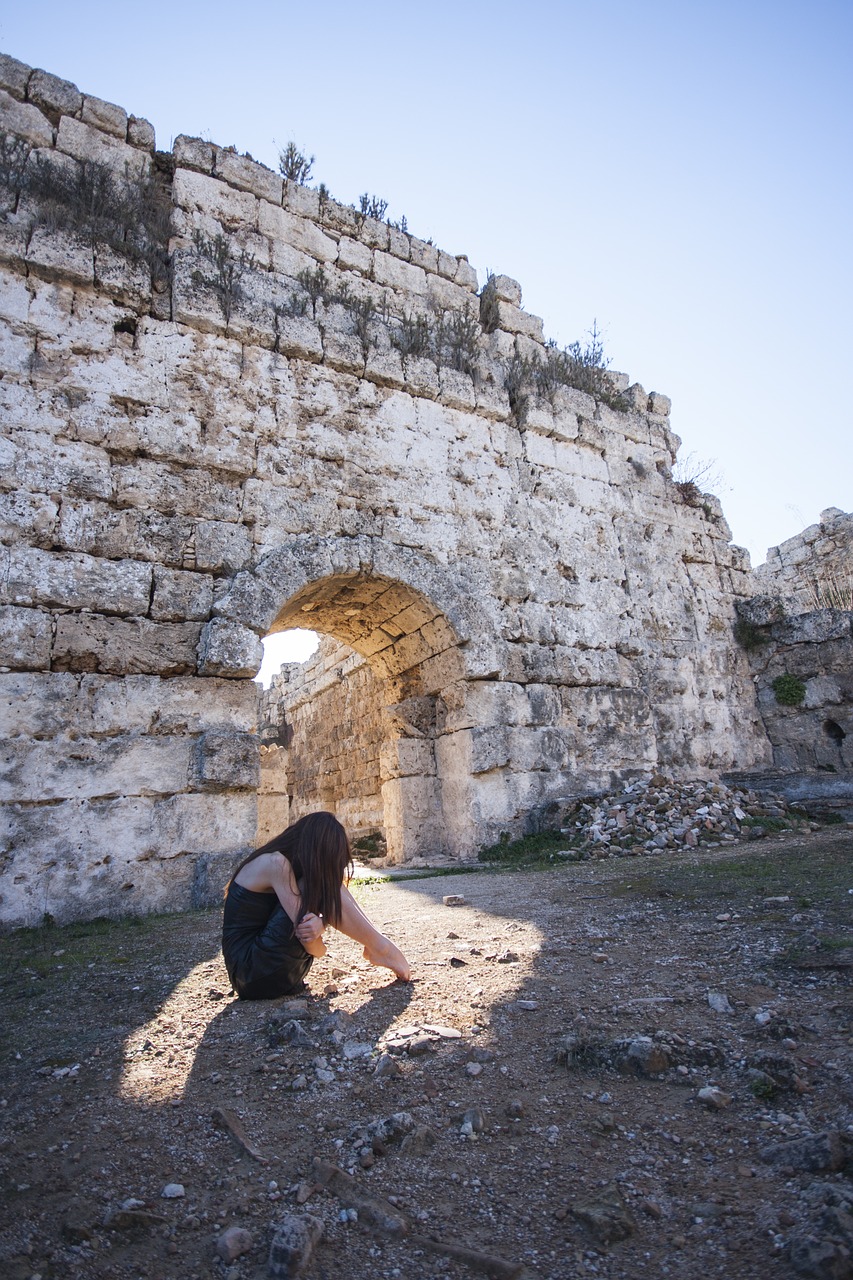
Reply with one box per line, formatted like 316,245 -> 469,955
363,935 -> 411,982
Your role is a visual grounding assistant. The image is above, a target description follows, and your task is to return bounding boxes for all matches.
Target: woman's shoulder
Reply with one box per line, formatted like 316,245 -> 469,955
235,850 -> 292,892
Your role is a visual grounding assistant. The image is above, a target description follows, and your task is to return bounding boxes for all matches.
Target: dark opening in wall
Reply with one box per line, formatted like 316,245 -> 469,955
823,719 -> 846,744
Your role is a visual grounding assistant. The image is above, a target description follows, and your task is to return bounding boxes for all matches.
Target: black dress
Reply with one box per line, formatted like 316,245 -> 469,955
222,877 -> 313,1000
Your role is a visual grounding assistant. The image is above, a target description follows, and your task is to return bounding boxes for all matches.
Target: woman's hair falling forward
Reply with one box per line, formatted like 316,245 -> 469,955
228,811 -> 353,926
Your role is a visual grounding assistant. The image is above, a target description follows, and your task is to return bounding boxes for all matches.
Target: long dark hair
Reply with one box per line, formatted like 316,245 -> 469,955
228,812 -> 353,926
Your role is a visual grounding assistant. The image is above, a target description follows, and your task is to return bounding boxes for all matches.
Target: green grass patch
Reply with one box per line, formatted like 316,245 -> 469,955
478,831 -> 585,867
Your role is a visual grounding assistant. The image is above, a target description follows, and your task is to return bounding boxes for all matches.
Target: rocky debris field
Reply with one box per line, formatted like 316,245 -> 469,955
553,776 -> 815,857
0,826 -> 851,1280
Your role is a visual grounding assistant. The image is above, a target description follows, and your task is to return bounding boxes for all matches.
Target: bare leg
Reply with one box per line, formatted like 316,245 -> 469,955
336,885 -> 411,981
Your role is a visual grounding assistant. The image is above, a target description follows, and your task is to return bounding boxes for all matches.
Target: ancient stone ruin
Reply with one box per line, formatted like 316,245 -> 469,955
2,54 -> 846,928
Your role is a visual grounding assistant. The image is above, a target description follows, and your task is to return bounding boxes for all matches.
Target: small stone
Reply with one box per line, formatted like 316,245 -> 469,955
374,1053 -> 402,1078
496,950 -> 518,964
513,1000 -> 539,1011
697,1086 -> 733,1110
291,1074 -> 308,1090
400,1125 -> 439,1155
465,1062 -> 483,1077
216,1226 -> 253,1262
271,999 -> 310,1021
571,1184 -> 635,1245
759,1131 -> 847,1173
162,1183 -> 185,1199
268,1213 -> 324,1279
462,1107 -> 485,1132
592,952 -> 609,964
277,1020 -> 315,1047
406,1037 -> 432,1057
708,991 -> 734,1013
342,1041 -> 372,1060
443,895 -> 466,906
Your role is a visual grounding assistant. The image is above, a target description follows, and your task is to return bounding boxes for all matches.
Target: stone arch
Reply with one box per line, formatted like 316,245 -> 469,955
218,536 -> 499,862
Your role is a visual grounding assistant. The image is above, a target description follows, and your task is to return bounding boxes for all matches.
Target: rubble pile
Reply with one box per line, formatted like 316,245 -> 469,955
557,776 -> 812,857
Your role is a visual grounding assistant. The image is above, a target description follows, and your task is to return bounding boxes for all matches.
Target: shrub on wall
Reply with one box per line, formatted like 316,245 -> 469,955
772,674 -> 806,706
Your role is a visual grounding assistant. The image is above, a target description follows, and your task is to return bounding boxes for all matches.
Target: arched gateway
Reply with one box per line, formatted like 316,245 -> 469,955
217,534 -> 500,865
0,57 -> 771,925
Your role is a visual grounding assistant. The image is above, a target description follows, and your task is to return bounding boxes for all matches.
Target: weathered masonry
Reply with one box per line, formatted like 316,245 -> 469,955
0,55 -> 772,926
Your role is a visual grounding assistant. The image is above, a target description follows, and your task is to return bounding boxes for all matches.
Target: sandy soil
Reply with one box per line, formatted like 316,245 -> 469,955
1,827 -> 851,1280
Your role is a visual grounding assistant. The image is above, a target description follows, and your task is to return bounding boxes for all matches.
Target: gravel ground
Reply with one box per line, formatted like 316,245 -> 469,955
1,827 -> 851,1280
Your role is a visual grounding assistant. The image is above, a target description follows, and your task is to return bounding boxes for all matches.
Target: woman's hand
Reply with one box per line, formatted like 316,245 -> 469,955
295,912 -> 324,944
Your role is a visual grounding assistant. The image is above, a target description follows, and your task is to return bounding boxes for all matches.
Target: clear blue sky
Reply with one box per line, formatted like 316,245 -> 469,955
3,0 -> 851,566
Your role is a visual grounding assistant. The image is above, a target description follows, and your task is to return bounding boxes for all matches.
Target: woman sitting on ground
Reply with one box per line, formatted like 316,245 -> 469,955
222,811 -> 411,1000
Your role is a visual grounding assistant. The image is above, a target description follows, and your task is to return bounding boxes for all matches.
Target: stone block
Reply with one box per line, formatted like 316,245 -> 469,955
0,53 -> 31,100
441,680 -> 532,733
2,547 -> 152,614
173,166 -> 257,230
490,298 -> 543,341
194,520 -> 253,574
55,501 -> 187,566
198,618 -> 263,678
214,149 -> 283,204
0,490 -> 58,547
360,215 -> 390,252
455,257 -> 479,292
151,567 -> 213,621
386,224 -> 409,259
258,201 -> 337,262
56,116 -> 149,179
28,68 -> 82,119
647,391 -> 671,417
0,89 -> 53,146
409,237 -> 438,273
53,615 -> 201,675
379,738 -> 436,779
192,729 -> 260,789
772,610 -> 850,645
433,249 -> 456,280
111,459 -> 240,521
489,274 -> 522,305
80,94 -> 127,139
438,367 -> 476,411
336,235 -> 373,275
79,673 -> 259,736
173,134 -> 215,173
1,732 -> 193,803
0,605 -> 52,669
0,671 -> 81,737
271,312 -> 324,361
373,250 -> 427,294
127,115 -> 156,150
284,181 -> 320,219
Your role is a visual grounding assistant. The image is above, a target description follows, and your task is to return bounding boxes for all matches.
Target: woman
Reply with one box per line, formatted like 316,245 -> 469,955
222,812 -> 411,1000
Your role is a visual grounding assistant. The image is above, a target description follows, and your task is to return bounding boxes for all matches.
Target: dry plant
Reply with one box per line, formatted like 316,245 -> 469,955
672,453 -> 726,504
805,568 -> 853,612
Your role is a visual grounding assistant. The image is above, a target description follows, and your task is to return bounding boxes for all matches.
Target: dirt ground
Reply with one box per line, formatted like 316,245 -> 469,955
1,827 -> 851,1280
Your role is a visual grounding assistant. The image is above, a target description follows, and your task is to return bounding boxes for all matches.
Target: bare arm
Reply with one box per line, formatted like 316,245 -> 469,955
268,860 -> 328,957
335,884 -> 411,981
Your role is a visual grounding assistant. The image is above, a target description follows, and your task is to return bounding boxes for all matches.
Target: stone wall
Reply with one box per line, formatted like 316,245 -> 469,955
734,511 -> 852,792
753,508 -> 852,614
258,637 -> 384,845
1,53 -> 771,925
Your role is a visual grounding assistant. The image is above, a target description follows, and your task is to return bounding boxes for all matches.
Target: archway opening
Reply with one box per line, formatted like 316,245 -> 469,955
253,571 -> 467,865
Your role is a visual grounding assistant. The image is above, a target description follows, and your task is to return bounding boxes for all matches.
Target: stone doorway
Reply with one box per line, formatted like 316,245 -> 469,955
254,570 -> 466,863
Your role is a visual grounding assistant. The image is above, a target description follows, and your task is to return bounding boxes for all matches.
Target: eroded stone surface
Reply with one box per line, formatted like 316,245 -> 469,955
0,59 -> 776,924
